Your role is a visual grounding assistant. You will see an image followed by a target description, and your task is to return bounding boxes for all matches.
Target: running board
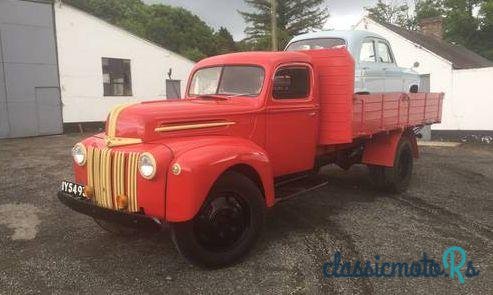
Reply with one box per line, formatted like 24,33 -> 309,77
274,174 -> 328,203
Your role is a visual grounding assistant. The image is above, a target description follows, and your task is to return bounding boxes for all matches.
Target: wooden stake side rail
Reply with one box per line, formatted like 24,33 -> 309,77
352,92 -> 444,138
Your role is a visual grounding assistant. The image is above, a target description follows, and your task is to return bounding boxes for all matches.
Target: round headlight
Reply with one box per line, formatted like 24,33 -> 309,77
72,143 -> 87,166
139,153 -> 156,179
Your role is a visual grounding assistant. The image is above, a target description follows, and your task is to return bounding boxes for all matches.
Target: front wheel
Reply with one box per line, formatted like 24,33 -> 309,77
170,171 -> 265,268
368,136 -> 414,193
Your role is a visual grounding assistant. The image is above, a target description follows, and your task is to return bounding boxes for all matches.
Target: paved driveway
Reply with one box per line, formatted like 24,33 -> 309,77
0,135 -> 491,294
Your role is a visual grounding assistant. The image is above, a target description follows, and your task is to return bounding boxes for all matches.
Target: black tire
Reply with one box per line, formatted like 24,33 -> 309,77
368,136 -> 414,193
93,218 -> 140,236
170,171 -> 265,268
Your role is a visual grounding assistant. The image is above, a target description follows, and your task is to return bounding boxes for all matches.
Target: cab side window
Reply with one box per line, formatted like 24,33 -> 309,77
273,66 -> 310,99
376,41 -> 394,63
360,40 -> 376,62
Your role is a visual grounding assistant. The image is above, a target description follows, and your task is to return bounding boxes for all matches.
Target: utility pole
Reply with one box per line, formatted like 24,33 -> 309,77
270,0 -> 278,51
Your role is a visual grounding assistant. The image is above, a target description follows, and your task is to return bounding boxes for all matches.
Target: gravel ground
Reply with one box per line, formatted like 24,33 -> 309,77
0,134 -> 492,294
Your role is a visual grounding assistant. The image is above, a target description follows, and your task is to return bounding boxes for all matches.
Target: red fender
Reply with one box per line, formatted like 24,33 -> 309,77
362,130 -> 418,167
164,137 -> 274,222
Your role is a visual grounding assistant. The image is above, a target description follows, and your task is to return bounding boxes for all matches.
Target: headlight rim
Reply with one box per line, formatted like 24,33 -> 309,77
72,143 -> 87,166
138,152 -> 157,180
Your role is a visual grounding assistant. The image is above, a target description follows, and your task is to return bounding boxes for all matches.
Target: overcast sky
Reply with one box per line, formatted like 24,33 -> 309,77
143,0 -> 395,41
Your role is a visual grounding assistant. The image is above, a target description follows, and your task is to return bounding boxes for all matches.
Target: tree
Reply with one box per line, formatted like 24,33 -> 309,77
478,0 -> 493,59
145,4 -> 218,59
239,0 -> 329,50
215,27 -> 237,54
365,0 -> 415,29
415,0 -> 444,23
442,0 -> 482,47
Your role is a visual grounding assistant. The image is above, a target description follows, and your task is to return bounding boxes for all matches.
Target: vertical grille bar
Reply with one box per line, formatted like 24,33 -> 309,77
103,148 -> 113,208
87,147 -> 94,187
126,152 -> 139,212
93,148 -> 101,206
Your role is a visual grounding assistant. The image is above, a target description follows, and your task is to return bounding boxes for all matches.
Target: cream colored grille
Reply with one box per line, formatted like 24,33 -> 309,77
87,147 -> 139,212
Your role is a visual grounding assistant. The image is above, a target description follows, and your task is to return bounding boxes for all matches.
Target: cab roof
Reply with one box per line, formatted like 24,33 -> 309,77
194,51 -> 312,70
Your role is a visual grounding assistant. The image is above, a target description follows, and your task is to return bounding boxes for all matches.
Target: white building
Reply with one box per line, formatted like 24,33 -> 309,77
355,17 -> 493,139
55,2 -> 195,126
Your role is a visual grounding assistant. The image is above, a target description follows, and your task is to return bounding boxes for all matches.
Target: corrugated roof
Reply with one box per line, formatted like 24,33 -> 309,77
370,18 -> 493,69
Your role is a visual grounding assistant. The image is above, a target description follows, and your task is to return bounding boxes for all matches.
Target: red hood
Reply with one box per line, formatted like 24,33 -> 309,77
110,98 -> 261,141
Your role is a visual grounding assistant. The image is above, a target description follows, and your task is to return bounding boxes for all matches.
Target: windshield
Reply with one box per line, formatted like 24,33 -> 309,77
188,66 -> 265,97
286,38 -> 346,51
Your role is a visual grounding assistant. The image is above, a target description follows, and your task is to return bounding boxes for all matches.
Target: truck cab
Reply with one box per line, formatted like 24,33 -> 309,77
285,30 -> 420,93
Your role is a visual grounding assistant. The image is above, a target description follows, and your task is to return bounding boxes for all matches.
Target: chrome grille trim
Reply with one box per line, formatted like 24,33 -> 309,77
87,146 -> 140,212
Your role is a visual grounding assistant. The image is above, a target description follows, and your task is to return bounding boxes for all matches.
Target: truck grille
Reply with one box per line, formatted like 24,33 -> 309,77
86,146 -> 140,212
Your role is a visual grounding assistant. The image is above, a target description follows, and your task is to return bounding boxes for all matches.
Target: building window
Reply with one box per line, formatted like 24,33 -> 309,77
273,66 -> 310,99
102,58 -> 132,96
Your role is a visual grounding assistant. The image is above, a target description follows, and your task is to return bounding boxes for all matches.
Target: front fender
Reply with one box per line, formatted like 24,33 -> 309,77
164,137 -> 274,222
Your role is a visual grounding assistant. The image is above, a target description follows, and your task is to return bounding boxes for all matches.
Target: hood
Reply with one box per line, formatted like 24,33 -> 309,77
107,98 -> 260,142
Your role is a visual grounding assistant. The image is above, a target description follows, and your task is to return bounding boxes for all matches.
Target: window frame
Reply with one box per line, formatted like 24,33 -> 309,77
102,57 -> 133,97
375,39 -> 395,64
285,37 -> 346,51
271,63 -> 313,102
359,38 -> 377,63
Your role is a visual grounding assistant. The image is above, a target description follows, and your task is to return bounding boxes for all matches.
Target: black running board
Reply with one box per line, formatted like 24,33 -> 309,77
274,173 -> 328,203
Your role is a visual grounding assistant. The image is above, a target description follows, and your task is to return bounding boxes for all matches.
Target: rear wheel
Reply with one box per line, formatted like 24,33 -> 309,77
368,136 -> 414,193
170,171 -> 265,268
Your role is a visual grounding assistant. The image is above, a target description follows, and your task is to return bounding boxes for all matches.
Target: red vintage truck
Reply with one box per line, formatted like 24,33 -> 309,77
58,48 -> 443,268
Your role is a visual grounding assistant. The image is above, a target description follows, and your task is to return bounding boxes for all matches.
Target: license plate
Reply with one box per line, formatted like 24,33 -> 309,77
60,181 -> 85,199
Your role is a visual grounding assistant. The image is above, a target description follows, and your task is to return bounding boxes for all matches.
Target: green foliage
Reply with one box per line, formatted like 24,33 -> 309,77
63,0 -> 238,61
442,0 -> 492,60
365,0 -> 415,30
415,0 -> 444,22
215,27 -> 237,54
479,0 -> 493,59
239,0 -> 329,50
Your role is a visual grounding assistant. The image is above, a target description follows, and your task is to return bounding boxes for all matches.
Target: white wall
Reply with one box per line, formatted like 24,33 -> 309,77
451,67 -> 493,130
55,3 -> 195,123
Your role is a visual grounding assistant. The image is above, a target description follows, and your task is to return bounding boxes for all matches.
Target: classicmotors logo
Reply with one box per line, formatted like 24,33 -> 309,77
323,246 -> 480,284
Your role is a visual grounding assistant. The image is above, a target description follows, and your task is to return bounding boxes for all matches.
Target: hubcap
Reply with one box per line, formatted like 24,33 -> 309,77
194,193 -> 249,251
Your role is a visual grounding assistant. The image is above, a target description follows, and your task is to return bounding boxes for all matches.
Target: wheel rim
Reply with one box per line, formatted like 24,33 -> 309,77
193,192 -> 250,252
397,148 -> 412,180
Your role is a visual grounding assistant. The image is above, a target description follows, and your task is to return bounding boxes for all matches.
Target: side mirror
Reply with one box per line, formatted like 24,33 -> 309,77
413,61 -> 420,68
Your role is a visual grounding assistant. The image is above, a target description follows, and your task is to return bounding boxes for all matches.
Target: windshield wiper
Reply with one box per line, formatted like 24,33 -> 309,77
224,93 -> 257,98
195,94 -> 228,100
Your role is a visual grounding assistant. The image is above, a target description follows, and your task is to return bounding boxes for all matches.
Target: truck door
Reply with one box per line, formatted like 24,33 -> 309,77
358,38 -> 384,93
375,40 -> 402,92
266,64 -> 318,176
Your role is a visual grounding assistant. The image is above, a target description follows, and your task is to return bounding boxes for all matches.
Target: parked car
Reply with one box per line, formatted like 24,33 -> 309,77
58,49 -> 442,268
286,30 -> 420,93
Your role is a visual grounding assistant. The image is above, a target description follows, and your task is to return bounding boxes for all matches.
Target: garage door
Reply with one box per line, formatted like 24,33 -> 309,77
0,0 -> 62,138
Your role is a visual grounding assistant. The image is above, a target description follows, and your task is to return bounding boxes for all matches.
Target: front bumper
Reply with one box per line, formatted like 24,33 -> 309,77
57,191 -> 164,229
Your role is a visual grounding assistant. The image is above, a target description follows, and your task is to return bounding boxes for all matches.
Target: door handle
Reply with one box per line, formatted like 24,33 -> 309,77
308,112 -> 316,117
